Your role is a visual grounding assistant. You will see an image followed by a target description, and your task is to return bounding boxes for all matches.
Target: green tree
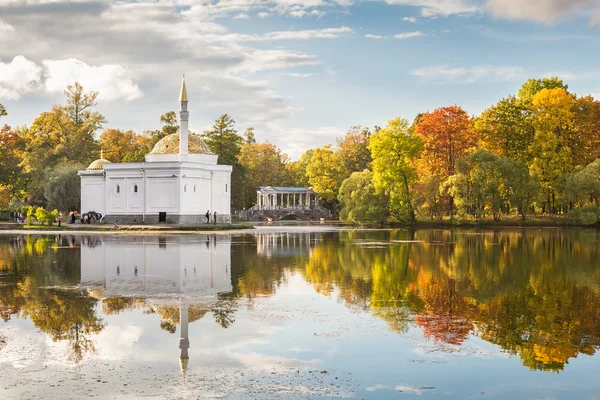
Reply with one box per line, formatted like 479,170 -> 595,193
45,164 -> 83,212
243,127 -> 256,144
338,170 -> 388,223
563,159 -> 600,207
144,111 -> 179,149
0,104 -> 6,118
202,114 -> 245,209
369,118 -> 423,222
518,77 -> 568,103
444,150 -> 537,221
475,96 -> 534,163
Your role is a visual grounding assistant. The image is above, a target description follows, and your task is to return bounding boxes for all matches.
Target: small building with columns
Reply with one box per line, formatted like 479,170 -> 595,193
245,186 -> 331,221
256,186 -> 319,210
78,77 -> 232,224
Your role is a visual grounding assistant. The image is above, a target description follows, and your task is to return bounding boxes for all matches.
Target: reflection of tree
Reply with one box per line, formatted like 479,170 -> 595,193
415,276 -> 475,345
18,277 -> 104,363
0,236 -> 102,363
211,297 -> 238,329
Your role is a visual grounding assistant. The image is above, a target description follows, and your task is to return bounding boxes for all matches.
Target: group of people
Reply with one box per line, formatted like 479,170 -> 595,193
9,211 -> 25,223
205,210 -> 218,225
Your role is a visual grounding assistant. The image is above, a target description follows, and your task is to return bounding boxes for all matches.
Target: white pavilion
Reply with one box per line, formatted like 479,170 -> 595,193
78,78 -> 232,224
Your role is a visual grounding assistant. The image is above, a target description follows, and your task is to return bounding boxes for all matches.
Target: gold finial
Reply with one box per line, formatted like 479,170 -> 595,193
179,75 -> 188,102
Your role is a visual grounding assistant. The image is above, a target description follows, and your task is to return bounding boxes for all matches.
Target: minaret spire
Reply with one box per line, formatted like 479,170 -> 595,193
179,303 -> 190,376
179,75 -> 189,156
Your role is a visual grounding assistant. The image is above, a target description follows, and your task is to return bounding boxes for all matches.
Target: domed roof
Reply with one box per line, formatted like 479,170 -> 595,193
87,158 -> 111,170
150,133 -> 213,155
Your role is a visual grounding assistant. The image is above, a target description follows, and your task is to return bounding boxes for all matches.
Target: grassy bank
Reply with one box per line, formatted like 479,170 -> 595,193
0,223 -> 254,232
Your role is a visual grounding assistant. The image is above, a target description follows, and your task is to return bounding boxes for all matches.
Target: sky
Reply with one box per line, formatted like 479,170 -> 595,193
1,0 -> 600,159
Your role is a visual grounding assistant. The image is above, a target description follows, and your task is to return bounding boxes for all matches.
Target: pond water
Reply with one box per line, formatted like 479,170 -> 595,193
1,228 -> 600,399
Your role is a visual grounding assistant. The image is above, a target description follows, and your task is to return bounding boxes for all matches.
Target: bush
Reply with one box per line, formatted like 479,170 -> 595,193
35,207 -> 54,225
26,206 -> 34,224
566,205 -> 600,226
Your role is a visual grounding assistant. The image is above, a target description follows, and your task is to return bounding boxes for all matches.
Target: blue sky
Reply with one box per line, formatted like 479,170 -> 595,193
1,0 -> 600,158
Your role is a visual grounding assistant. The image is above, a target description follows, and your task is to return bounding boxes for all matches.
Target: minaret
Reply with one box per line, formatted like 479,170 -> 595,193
179,76 -> 189,156
179,303 -> 190,376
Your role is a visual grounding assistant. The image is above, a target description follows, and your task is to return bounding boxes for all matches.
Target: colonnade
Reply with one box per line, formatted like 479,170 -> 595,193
256,191 -> 319,210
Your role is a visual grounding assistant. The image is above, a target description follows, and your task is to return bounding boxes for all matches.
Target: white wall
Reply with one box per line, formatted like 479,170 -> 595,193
81,175 -> 106,214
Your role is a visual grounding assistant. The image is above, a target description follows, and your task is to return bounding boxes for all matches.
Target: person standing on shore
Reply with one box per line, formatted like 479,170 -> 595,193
9,211 -> 14,223
213,211 -> 217,225
205,210 -> 210,224
58,212 -> 62,227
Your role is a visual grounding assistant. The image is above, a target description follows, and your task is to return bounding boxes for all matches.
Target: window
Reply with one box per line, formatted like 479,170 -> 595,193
184,184 -> 187,193
116,184 -> 120,194
134,184 -> 138,193
226,184 -> 228,193
194,185 -> 197,193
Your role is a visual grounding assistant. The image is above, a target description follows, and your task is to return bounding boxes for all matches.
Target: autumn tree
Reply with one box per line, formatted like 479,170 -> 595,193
20,83 -> 105,204
415,105 -> 476,178
238,141 -> 290,209
0,104 -> 6,118
337,126 -> 372,174
306,145 -> 346,209
414,106 -> 476,217
528,88 -> 575,213
286,149 -> 313,187
99,129 -> 150,163
0,125 -> 26,199
369,118 -> 422,222
202,114 -> 245,209
571,95 -> 600,166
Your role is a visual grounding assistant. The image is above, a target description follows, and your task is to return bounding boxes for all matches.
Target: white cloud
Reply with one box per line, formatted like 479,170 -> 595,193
385,0 -> 481,17
484,0 -> 600,24
394,30 -> 425,39
0,55 -> 43,100
0,19 -> 14,31
403,16 -> 417,22
411,64 -> 525,83
233,12 -> 249,20
257,11 -> 270,18
283,72 -> 316,78
365,34 -> 386,39
43,58 -> 142,101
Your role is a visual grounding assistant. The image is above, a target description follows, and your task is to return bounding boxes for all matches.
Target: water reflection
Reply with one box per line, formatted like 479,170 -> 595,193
1,229 -> 600,374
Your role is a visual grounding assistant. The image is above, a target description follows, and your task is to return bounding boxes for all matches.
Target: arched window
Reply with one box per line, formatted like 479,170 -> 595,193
194,185 -> 197,193
116,184 -> 120,194
184,184 -> 187,193
134,184 -> 138,193
226,184 -> 228,193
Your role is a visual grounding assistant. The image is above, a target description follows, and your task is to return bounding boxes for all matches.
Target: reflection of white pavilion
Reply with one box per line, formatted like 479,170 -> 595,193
256,232 -> 320,258
80,235 -> 233,373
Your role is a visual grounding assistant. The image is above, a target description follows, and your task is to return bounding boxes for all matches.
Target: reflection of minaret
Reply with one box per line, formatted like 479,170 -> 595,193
179,303 -> 190,375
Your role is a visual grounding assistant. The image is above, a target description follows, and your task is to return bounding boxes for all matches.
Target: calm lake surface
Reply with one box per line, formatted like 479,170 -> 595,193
1,228 -> 600,399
